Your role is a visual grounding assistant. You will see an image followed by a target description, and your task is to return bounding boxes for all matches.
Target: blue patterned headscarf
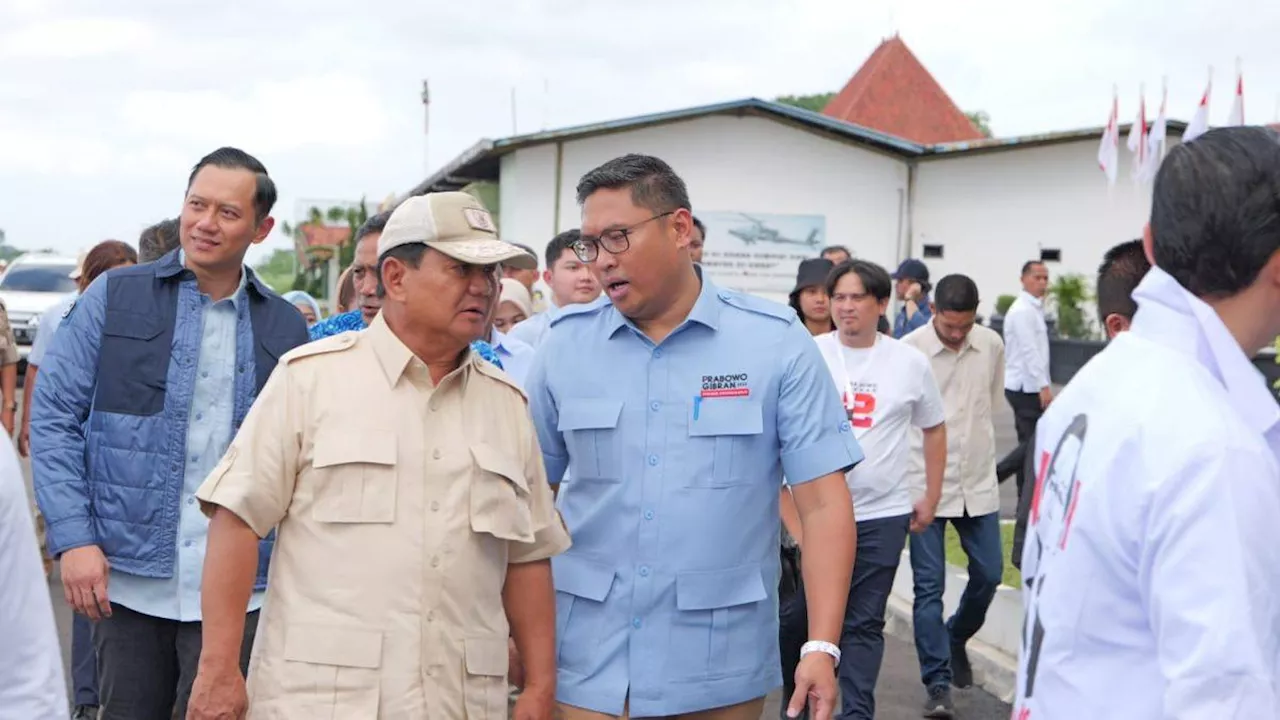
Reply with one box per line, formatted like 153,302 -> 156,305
307,309 -> 502,370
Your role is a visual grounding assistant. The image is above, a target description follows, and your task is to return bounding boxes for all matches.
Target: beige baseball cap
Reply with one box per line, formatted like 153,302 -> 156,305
377,192 -> 528,267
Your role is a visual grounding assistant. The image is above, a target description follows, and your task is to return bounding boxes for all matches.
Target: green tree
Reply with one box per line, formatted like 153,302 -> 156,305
252,249 -> 297,294
1048,273 -> 1093,340
775,92 -> 836,113
966,110 -> 993,138
279,200 -> 370,308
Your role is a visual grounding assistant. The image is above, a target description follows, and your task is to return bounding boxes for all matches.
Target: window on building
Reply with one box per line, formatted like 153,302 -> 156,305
922,244 -> 944,259
1040,248 -> 1062,263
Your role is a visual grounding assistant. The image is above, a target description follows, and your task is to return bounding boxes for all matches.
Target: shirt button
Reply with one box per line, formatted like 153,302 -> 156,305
195,413 -> 203,421
187,497 -> 195,506
190,455 -> 198,463
430,501 -> 440,512
643,510 -> 654,521
647,454 -> 659,466
432,448 -> 441,459
839,421 -> 851,432
429,403 -> 438,412
632,617 -> 642,629
638,566 -> 650,577
650,401 -> 660,412
201,371 -> 209,379
431,556 -> 440,568
237,365 -> 245,374
184,540 -> 193,548
427,611 -> 435,622
653,349 -> 663,358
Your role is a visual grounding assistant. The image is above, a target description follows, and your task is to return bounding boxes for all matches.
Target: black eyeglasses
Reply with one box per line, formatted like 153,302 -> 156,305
572,212 -> 674,262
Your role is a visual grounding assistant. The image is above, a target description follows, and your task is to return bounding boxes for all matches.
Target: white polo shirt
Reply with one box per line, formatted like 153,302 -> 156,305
0,437 -> 67,718
814,332 -> 945,521
1014,267 -> 1280,719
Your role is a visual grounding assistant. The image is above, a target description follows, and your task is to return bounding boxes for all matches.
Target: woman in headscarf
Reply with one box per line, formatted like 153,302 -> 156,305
282,291 -> 323,327
494,278 -> 534,334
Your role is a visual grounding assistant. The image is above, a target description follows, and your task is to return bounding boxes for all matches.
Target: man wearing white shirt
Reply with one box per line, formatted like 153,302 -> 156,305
996,261 -> 1051,505
0,428 -> 68,718
506,229 -> 601,348
1014,126 -> 1280,719
807,260 -> 947,720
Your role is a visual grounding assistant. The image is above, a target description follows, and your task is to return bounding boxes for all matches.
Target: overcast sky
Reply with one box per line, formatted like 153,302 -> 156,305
1,0 -> 1275,266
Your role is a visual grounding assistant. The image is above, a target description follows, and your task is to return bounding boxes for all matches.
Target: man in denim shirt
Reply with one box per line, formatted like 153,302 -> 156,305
31,147 -> 308,720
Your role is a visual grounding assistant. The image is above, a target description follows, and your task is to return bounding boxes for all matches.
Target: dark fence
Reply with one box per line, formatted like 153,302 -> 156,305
1048,338 -> 1280,403
988,316 -> 1280,402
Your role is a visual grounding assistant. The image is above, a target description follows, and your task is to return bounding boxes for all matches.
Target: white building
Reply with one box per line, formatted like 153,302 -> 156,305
402,39 -> 1184,318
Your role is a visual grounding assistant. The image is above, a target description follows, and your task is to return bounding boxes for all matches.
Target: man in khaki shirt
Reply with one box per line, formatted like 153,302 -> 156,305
901,274 -> 1006,703
187,191 -> 571,720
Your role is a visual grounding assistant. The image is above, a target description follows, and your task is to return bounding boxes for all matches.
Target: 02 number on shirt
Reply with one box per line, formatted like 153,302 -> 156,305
842,391 -> 875,429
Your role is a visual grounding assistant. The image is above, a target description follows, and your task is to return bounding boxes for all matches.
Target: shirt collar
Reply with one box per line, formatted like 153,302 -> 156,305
604,265 -> 723,339
367,312 -> 476,388
164,247 -> 270,300
1018,290 -> 1044,309
490,328 -> 514,356
1130,266 -> 1280,436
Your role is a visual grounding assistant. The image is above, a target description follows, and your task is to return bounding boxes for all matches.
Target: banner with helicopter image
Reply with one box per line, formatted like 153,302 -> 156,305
698,211 -> 827,300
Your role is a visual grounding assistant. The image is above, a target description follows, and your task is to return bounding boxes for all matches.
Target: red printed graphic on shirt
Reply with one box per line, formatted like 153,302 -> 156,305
841,382 -> 877,429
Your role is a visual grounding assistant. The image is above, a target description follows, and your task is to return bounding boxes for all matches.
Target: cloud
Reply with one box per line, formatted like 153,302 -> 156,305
1,15 -> 156,59
118,73 -> 391,155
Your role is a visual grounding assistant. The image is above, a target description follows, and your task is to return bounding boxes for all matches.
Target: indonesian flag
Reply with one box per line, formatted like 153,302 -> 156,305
1227,66 -> 1244,126
1098,90 -> 1120,186
1144,84 -> 1168,182
1126,92 -> 1148,182
1183,76 -> 1211,142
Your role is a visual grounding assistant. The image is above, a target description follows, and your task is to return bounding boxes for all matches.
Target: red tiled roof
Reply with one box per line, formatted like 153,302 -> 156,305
822,36 -> 984,145
299,223 -> 351,249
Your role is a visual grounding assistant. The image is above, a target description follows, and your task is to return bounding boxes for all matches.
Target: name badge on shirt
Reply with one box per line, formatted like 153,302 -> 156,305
694,373 -> 750,421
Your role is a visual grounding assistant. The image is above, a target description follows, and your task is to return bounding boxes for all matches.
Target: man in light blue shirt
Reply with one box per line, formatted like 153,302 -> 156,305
526,154 -> 862,720
507,229 -> 601,348
490,327 -> 535,388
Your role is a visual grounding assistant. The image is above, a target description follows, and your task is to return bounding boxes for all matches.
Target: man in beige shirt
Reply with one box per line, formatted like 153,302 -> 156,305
902,274 -> 1006,709
186,191 -> 571,720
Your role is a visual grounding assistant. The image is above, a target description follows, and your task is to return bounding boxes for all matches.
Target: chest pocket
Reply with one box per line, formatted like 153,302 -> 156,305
310,431 -> 397,523
469,443 -> 534,543
557,398 -> 623,483
97,310 -> 167,416
686,399 -> 764,488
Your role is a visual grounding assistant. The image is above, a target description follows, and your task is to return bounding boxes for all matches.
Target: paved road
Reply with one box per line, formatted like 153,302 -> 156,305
24,397 -> 1022,719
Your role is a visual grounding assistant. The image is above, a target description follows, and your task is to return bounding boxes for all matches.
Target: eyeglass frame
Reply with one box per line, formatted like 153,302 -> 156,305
571,211 -> 676,263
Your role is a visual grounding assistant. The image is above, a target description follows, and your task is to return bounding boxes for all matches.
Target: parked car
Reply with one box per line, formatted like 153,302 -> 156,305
0,253 -> 79,372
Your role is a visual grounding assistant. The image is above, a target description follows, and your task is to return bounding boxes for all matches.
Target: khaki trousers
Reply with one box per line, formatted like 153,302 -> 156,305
557,696 -> 766,720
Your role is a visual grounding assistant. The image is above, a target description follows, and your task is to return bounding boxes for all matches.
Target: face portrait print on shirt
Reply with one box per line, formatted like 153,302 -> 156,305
1018,412 -> 1088,708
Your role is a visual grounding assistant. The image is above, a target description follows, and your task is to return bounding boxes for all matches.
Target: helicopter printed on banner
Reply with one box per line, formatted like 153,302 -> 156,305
697,210 -> 826,301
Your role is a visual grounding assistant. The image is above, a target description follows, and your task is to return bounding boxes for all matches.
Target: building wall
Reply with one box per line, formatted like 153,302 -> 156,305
497,114 -> 909,303
911,134 -> 1177,319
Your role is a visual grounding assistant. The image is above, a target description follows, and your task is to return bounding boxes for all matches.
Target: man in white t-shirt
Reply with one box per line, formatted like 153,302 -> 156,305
811,260 -> 947,720
1014,127 -> 1280,718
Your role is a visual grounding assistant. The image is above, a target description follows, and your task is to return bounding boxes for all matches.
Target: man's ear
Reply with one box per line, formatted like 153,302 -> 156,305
380,258 -> 406,302
1142,223 -> 1155,265
1104,313 -> 1131,339
253,216 -> 275,245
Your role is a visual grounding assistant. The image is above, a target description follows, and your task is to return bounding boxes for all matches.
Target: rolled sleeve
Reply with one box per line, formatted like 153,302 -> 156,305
196,362 -> 300,538
777,323 -> 863,485
1142,442 -> 1280,714
526,340 -> 569,484
508,419 -> 572,564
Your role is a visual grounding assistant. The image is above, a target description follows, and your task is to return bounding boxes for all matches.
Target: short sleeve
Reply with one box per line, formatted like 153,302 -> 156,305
777,322 -> 864,485
196,362 -> 301,537
912,354 -> 946,428
508,417 -> 572,564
